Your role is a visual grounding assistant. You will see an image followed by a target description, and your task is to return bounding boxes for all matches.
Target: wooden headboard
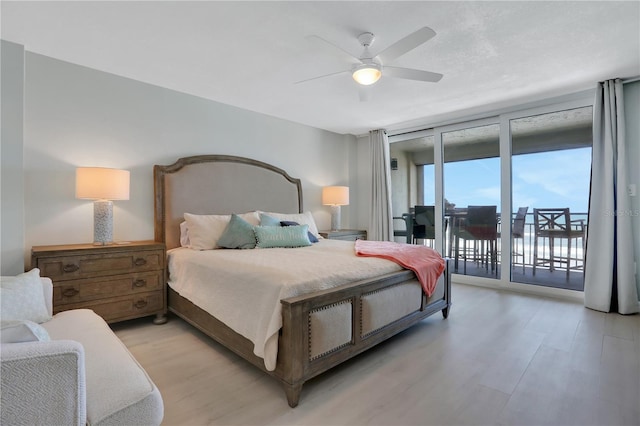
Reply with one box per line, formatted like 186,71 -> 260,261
154,155 -> 303,250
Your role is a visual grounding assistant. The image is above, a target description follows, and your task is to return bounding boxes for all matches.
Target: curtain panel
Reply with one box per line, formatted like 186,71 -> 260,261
584,79 -> 639,314
368,129 -> 393,241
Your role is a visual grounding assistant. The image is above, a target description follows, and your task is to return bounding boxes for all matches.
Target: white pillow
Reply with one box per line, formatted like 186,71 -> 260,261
183,211 -> 260,250
0,268 -> 52,324
179,221 -> 191,247
1,320 -> 51,343
261,211 -> 322,239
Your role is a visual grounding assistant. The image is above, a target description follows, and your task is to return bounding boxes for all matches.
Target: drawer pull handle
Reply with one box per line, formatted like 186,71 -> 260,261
133,279 -> 147,288
134,300 -> 148,309
134,258 -> 147,266
63,264 -> 79,273
62,288 -> 80,298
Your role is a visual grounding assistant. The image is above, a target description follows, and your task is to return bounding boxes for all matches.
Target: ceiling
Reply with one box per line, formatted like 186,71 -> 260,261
2,1 -> 639,136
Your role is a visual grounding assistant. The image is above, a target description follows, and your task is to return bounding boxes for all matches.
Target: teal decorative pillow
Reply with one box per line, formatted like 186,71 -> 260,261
261,211 -> 322,240
254,224 -> 312,248
259,213 -> 281,227
280,221 -> 319,243
217,214 -> 257,249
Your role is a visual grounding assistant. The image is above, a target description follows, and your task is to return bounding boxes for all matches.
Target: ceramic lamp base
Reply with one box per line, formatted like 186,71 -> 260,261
330,205 -> 341,231
93,200 -> 113,245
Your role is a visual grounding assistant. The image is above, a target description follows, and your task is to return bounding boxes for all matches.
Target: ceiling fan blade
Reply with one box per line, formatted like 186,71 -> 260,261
306,35 -> 361,65
294,69 -> 350,84
384,66 -> 443,83
358,85 -> 372,102
375,26 -> 437,64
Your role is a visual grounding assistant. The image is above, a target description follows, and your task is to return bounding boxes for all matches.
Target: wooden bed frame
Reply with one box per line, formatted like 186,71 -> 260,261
154,155 -> 451,407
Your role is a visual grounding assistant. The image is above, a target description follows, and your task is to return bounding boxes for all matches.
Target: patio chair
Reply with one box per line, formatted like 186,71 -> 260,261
412,205 -> 436,245
457,205 -> 499,274
393,213 -> 412,244
532,208 -> 585,279
512,206 -> 529,273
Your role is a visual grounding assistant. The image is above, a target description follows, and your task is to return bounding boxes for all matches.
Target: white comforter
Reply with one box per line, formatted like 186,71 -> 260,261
167,239 -> 403,370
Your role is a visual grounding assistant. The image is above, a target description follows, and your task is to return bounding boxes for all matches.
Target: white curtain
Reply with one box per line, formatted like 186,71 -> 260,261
584,79 -> 639,314
369,129 -> 393,241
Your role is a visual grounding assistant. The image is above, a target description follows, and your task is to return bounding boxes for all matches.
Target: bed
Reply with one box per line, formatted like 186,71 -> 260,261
153,154 -> 451,407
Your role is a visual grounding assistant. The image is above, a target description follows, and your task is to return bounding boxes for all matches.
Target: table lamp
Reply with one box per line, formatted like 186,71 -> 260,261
76,167 -> 130,245
322,186 -> 349,231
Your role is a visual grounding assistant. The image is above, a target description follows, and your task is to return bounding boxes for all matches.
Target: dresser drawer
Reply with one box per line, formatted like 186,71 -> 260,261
54,291 -> 164,323
36,249 -> 164,281
53,271 -> 163,306
328,234 -> 365,241
320,230 -> 367,241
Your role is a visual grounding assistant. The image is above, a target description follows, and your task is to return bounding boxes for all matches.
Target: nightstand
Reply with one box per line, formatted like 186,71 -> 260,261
31,241 -> 167,324
319,229 -> 367,241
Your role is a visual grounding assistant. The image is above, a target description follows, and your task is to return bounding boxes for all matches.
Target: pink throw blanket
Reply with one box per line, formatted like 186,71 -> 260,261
354,240 -> 445,296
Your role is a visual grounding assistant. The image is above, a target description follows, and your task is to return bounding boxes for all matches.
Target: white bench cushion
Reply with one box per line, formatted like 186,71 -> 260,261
43,310 -> 163,425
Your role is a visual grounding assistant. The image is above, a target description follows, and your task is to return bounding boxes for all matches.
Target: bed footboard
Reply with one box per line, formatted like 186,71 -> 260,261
278,259 -> 451,407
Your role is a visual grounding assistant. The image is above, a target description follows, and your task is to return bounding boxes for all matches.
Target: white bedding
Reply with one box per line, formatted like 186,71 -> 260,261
167,239 -> 403,370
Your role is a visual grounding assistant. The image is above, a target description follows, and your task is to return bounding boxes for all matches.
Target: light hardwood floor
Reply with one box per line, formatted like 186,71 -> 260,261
112,284 -> 640,426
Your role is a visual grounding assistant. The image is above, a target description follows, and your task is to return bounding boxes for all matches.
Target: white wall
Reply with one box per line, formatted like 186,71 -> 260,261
15,51 -> 358,266
389,147 -> 416,217
1,41 -> 25,275
623,80 -> 640,296
388,147 -> 417,243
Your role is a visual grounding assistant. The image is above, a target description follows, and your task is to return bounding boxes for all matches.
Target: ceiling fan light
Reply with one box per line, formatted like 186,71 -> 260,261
352,65 -> 382,85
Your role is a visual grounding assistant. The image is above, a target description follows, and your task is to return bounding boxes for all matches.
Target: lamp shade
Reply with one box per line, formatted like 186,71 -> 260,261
76,167 -> 130,200
322,186 -> 349,206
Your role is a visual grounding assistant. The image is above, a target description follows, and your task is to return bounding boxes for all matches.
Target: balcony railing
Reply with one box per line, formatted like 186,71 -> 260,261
442,212 -> 588,291
500,212 -> 587,268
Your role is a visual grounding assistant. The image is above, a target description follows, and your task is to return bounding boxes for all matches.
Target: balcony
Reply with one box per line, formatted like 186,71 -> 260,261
441,212 -> 587,291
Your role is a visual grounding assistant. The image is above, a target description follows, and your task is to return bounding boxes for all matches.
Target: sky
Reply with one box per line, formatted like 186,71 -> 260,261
423,147 -> 592,218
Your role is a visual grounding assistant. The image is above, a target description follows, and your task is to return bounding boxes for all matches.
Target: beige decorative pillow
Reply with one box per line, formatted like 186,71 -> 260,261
0,268 -> 51,324
183,211 -> 260,250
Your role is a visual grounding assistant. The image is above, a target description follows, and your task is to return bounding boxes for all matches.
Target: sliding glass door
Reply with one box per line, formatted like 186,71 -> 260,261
509,106 -> 592,290
442,121 -> 501,280
389,92 -> 594,296
389,134 -> 436,246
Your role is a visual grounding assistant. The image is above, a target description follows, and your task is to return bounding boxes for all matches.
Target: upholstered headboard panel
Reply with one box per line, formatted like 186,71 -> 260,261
154,155 -> 303,250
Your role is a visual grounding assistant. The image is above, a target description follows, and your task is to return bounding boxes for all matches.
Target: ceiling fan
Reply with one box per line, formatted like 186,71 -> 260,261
296,26 -> 443,100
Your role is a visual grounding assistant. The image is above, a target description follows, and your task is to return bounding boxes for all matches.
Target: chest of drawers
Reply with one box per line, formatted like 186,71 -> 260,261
319,229 -> 367,241
31,241 -> 167,324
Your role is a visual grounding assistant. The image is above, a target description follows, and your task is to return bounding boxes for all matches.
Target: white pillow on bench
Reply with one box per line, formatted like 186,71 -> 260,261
0,268 -> 51,324
1,319 -> 51,343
